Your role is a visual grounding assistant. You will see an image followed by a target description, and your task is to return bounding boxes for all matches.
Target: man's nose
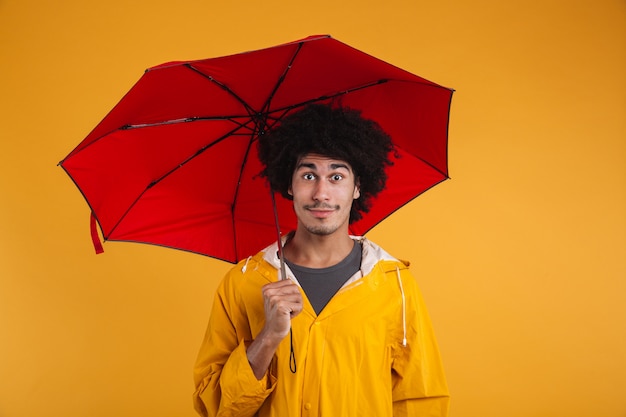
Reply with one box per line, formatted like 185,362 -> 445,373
312,180 -> 330,201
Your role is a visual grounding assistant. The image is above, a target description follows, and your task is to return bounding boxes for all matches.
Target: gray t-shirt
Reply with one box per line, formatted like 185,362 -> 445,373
285,242 -> 362,315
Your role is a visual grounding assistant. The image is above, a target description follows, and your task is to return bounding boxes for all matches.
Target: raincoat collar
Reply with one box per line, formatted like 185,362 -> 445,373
256,234 -> 406,283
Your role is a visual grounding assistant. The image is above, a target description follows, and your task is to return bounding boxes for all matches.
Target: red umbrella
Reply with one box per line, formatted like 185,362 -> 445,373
59,35 -> 453,263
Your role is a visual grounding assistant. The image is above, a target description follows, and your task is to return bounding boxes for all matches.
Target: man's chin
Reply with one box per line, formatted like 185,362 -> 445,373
303,223 -> 339,236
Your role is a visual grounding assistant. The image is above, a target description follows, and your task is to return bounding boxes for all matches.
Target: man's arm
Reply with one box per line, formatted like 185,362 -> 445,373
193,277 -> 302,417
193,276 -> 272,417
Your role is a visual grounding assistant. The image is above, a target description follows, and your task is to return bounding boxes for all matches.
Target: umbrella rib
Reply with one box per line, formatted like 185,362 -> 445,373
281,79 -> 388,111
119,114 -> 270,132
58,117 -> 256,163
352,176 -> 450,237
267,78 -> 451,117
229,135 -> 257,260
259,41 -> 304,116
183,63 -> 257,117
260,78 -> 390,132
120,115 -> 255,130
402,150 -> 450,179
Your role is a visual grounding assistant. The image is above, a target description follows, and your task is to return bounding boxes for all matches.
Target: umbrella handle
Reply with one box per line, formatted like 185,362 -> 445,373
270,191 -> 296,373
270,191 -> 287,281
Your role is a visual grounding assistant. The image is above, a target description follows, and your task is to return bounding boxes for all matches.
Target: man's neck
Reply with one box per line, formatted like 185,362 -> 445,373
283,230 -> 354,269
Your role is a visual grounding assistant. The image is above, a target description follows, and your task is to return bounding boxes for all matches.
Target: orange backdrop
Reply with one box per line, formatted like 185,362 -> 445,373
1,1 -> 624,416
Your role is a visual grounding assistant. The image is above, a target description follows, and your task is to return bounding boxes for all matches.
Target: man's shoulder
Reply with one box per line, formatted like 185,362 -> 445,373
358,237 -> 411,274
221,251 -> 277,286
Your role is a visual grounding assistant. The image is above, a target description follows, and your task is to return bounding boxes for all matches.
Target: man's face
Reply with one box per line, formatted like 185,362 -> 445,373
288,154 -> 360,237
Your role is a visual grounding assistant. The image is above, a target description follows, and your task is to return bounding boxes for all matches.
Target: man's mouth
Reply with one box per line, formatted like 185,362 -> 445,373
305,204 -> 339,218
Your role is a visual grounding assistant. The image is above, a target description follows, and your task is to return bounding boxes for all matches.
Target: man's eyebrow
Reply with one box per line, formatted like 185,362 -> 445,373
330,163 -> 350,171
295,162 -> 351,171
295,162 -> 317,170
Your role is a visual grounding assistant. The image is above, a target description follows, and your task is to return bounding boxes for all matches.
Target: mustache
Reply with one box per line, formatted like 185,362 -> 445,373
304,203 -> 340,210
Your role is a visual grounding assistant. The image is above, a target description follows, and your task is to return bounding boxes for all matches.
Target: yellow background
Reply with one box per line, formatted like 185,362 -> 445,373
1,1 -> 625,416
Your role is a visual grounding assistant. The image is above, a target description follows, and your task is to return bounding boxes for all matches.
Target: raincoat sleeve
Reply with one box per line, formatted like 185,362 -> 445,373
391,268 -> 450,417
193,271 -> 277,417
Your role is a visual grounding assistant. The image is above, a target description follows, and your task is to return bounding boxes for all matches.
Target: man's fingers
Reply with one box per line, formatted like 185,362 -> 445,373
262,280 -> 302,298
267,294 -> 303,312
262,280 -> 303,318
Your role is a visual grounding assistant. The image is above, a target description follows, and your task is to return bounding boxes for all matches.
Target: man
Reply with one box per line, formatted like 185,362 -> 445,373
193,104 -> 449,417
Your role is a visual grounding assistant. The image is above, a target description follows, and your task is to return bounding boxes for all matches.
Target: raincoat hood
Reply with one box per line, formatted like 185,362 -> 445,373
247,235 -> 408,281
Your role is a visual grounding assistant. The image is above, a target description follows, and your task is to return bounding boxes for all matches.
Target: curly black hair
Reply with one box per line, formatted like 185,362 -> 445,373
257,104 -> 394,223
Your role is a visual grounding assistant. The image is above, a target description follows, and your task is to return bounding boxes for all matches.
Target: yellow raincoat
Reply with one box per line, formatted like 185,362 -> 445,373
193,237 -> 449,417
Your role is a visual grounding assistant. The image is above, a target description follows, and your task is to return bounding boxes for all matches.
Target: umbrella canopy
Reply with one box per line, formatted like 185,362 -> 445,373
59,35 -> 453,263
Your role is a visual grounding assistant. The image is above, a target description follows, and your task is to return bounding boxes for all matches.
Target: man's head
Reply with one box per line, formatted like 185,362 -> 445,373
257,104 -> 394,223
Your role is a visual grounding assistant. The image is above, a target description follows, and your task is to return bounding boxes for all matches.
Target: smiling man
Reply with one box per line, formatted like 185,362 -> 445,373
193,104 -> 449,417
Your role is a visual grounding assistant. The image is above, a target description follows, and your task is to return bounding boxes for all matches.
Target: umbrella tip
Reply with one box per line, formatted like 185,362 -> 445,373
302,34 -> 332,41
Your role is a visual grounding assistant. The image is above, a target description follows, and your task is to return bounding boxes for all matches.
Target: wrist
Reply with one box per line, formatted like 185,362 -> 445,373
256,326 -> 285,348
247,328 -> 283,380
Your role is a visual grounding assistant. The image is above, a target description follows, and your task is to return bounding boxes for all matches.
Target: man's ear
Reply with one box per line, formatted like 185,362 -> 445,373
353,178 -> 361,200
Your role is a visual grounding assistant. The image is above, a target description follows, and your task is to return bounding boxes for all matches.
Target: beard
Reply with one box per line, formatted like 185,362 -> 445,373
302,222 -> 341,236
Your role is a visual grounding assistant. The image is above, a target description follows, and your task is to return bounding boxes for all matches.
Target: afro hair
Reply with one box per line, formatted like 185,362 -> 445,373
257,104 -> 394,223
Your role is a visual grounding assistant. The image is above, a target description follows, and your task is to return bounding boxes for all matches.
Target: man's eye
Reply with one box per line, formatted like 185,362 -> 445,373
331,174 -> 343,181
303,173 -> 316,180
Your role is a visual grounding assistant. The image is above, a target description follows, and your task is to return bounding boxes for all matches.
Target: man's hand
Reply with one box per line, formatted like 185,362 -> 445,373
246,279 -> 303,379
261,279 -> 303,340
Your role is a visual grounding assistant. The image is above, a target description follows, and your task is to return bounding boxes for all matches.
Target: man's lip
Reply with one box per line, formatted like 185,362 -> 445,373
308,208 -> 335,217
